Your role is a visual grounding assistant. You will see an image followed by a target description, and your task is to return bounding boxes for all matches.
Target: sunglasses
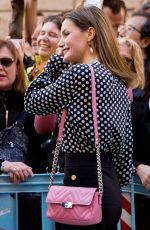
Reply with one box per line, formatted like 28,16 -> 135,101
0,57 -> 14,67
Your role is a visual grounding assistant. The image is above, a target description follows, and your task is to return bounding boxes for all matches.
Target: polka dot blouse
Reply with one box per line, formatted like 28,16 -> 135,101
24,54 -> 135,187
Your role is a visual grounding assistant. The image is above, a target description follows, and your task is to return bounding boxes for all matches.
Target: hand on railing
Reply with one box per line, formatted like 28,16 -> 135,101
1,161 -> 33,184
136,164 -> 150,190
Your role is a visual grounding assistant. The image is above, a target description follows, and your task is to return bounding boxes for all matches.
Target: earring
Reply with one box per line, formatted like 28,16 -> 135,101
89,44 -> 94,54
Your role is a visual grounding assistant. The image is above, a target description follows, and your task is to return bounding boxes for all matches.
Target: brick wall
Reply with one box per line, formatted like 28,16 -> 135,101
0,0 -> 149,39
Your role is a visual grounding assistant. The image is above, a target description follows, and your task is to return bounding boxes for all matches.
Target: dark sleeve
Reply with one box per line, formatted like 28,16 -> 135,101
133,159 -> 141,168
23,54 -> 35,69
24,113 -> 49,173
131,95 -> 150,166
0,159 -> 5,174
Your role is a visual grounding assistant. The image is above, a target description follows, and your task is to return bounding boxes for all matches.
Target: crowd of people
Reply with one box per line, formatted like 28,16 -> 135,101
0,0 -> 150,230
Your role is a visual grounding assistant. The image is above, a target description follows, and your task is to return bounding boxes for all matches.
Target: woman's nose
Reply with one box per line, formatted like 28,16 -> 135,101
118,25 -> 126,37
0,63 -> 4,70
41,33 -> 50,41
58,38 -> 64,48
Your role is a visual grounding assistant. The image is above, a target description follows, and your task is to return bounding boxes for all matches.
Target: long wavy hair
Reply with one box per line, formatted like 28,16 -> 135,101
118,37 -> 145,89
64,6 -> 136,87
0,39 -> 26,95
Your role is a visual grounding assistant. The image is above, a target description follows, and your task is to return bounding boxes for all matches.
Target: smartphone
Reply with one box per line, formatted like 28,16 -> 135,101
84,0 -> 104,9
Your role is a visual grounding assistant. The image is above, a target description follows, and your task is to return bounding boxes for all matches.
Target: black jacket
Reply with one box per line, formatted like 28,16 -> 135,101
132,91 -> 150,167
0,90 -> 48,173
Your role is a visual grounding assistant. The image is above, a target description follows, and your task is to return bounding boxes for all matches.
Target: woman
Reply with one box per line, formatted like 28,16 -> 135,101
25,6 -> 135,230
32,15 -> 62,150
0,39 -> 49,230
28,15 -> 62,134
118,37 -> 145,90
0,39 -> 33,183
28,15 -> 62,81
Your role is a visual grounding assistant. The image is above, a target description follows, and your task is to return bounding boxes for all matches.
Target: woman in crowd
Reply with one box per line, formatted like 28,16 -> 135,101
0,39 -> 33,183
28,15 -> 62,136
28,15 -> 62,82
118,37 -> 145,90
0,38 -> 49,230
25,6 -> 135,230
32,15 -> 62,148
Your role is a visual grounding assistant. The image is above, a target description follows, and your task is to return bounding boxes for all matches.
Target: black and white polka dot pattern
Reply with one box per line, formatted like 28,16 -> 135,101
24,54 -> 135,187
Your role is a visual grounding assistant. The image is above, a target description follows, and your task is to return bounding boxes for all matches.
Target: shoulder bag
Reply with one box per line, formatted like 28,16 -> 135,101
0,110 -> 29,162
46,64 -> 103,226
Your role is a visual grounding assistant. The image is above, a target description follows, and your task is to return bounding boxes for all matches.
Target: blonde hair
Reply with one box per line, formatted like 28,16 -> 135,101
0,39 -> 26,95
118,37 -> 145,89
64,6 -> 136,87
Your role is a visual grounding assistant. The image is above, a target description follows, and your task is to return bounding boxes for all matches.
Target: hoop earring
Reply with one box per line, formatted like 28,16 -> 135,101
89,44 -> 94,54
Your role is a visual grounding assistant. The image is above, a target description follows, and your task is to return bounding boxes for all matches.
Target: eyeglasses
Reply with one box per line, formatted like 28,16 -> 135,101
0,57 -> 14,67
125,25 -> 141,34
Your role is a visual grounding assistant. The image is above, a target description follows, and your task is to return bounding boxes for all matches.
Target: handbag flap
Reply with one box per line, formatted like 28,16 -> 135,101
46,186 -> 98,206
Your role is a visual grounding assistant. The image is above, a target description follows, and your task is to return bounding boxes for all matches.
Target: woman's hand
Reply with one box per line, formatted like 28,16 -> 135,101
5,37 -> 32,61
1,161 -> 33,184
56,47 -> 63,56
136,164 -> 150,190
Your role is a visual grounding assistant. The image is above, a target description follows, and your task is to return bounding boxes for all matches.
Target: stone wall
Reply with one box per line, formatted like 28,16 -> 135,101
0,0 -> 149,39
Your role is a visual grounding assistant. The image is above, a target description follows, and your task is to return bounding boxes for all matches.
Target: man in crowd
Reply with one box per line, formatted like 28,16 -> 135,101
102,0 -> 126,36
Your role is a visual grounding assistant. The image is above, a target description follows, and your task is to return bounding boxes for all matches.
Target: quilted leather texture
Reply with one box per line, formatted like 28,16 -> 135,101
46,185 -> 102,226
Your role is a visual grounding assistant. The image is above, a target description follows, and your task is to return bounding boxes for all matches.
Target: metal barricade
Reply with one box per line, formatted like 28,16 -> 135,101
0,174 -> 149,230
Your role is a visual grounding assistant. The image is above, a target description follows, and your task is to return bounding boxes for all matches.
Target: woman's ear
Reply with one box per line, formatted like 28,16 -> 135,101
87,27 -> 96,42
140,37 -> 150,49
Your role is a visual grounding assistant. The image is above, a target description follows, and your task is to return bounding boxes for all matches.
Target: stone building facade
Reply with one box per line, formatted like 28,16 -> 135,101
0,0 -> 149,39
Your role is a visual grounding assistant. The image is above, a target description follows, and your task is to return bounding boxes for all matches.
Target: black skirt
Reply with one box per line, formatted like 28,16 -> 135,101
62,152 -> 122,230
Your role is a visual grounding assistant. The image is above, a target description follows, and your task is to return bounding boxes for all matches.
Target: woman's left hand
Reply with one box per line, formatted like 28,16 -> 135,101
136,164 -> 150,190
1,161 -> 33,183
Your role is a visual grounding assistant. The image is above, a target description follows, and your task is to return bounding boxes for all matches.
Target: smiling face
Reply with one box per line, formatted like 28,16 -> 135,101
37,21 -> 61,60
59,19 -> 92,64
0,46 -> 17,91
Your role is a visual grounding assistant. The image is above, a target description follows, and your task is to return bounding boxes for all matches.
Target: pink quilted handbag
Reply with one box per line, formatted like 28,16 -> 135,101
46,64 -> 103,226
46,186 -> 102,225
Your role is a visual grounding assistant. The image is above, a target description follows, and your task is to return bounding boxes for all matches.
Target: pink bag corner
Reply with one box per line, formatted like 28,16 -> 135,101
46,185 -> 102,226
